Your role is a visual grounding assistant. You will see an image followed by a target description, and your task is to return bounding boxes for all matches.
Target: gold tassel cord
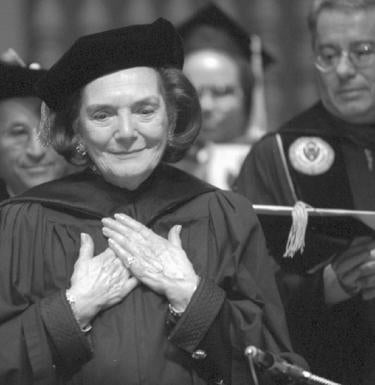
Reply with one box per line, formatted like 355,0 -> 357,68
38,102 -> 55,147
283,201 -> 309,258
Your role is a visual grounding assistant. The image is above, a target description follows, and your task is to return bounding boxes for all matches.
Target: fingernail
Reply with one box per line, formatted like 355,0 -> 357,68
114,213 -> 126,220
81,233 -> 88,242
102,227 -> 109,236
176,224 -> 182,233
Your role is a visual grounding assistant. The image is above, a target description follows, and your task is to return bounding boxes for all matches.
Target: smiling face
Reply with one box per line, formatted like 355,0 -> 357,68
183,50 -> 247,143
0,97 -> 71,195
315,7 -> 375,123
77,67 -> 170,190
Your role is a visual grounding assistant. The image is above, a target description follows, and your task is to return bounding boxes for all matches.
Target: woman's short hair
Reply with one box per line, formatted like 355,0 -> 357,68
308,0 -> 375,43
157,67 -> 201,162
41,67 -> 201,165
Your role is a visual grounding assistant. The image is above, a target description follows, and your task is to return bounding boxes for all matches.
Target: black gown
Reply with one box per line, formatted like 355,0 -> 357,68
0,164 -> 301,385
0,179 -> 9,202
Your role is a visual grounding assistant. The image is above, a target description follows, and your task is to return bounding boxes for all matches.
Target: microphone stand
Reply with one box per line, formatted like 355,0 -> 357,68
245,346 -> 343,385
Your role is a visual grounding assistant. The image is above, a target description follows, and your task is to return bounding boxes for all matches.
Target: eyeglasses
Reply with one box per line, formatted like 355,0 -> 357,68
314,41 -> 375,72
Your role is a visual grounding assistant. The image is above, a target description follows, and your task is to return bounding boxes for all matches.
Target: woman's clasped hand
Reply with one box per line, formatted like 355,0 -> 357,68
67,232 -> 138,328
102,214 -> 200,312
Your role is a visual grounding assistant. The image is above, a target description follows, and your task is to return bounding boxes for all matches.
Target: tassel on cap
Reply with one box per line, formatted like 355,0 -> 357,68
37,102 -> 55,147
283,201 -> 309,258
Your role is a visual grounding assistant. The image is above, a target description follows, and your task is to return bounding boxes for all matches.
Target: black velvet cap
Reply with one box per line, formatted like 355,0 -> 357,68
178,2 -> 274,66
0,62 -> 46,101
35,18 -> 184,111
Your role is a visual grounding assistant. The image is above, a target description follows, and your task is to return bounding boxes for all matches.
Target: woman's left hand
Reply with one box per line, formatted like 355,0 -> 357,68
102,213 -> 200,312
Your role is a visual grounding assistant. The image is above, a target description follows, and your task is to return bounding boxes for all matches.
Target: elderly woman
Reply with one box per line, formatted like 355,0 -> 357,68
0,19 -> 302,384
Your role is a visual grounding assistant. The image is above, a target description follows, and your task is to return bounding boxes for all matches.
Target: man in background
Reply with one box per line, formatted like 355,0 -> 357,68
0,49 -> 78,200
176,3 -> 273,188
234,1 -> 375,384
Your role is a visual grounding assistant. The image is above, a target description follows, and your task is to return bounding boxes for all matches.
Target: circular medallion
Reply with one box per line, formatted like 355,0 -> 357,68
288,137 -> 335,175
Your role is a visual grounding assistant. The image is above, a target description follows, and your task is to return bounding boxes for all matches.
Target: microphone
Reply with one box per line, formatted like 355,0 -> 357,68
245,346 -> 342,385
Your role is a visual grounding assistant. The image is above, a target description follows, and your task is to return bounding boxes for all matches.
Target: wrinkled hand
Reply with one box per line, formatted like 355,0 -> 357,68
68,233 -> 138,326
331,236 -> 375,298
102,214 -> 199,312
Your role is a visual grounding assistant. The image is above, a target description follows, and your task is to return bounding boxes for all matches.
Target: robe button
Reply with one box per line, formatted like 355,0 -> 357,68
192,349 -> 207,360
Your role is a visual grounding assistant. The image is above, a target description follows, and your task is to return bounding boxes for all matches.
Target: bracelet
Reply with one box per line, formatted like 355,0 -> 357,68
167,303 -> 184,326
167,276 -> 201,321
65,290 -> 92,333
168,303 -> 184,318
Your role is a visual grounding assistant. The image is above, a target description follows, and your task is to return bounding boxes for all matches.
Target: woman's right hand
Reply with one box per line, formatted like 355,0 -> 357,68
67,233 -> 138,328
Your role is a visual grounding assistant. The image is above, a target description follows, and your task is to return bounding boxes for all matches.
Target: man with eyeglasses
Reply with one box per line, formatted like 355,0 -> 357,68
233,1 -> 375,384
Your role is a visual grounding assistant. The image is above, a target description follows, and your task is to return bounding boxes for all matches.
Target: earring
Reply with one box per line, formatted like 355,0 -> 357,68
167,126 -> 174,142
75,142 -> 87,157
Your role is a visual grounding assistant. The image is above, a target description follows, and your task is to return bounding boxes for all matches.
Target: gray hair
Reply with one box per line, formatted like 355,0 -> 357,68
308,0 -> 375,43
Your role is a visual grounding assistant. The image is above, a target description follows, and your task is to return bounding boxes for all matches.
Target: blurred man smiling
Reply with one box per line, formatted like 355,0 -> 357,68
0,51 -> 77,199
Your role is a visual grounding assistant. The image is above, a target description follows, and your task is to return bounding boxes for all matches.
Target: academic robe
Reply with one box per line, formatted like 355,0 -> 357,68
0,179 -> 9,202
233,102 -> 375,385
0,163 -> 301,385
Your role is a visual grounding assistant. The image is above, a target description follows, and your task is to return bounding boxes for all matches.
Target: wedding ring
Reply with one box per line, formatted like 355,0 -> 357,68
127,256 -> 135,267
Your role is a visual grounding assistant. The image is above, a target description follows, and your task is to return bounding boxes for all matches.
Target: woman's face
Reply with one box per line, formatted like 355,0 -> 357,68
77,67 -> 170,190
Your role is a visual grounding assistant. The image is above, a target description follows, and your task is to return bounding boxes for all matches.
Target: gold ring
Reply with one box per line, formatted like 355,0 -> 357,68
127,256 -> 135,266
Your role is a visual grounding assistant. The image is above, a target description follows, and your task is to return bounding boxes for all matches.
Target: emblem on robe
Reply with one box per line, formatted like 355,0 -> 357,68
288,137 -> 335,175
